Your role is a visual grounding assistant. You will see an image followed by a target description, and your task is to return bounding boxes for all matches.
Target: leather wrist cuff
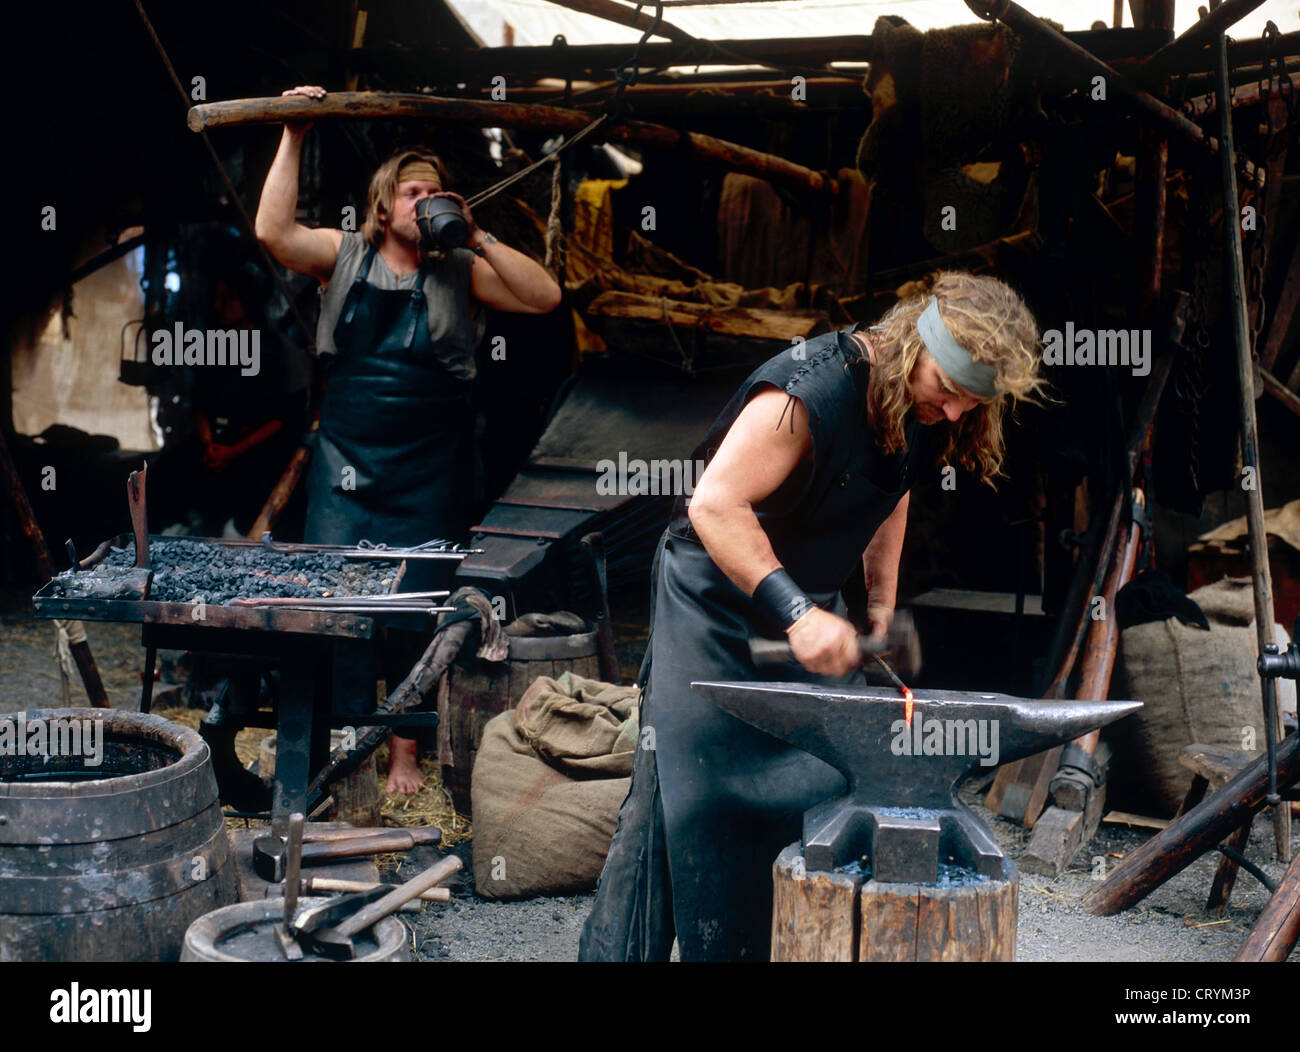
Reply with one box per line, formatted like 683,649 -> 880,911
753,568 -> 813,633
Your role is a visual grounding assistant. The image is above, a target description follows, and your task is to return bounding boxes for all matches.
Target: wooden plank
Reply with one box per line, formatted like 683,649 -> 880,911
1101,810 -> 1170,830
1178,743 -> 1260,787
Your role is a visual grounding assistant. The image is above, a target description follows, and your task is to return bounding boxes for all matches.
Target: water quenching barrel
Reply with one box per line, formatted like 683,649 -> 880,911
0,708 -> 239,962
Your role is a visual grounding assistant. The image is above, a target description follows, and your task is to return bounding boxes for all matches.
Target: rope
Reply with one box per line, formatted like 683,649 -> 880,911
131,0 -> 316,349
544,154 -> 567,278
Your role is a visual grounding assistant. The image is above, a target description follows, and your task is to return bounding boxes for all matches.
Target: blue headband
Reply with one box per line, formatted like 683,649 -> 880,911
916,297 -> 997,399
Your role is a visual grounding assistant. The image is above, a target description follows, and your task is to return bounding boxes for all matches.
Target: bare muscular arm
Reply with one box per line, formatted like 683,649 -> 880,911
687,386 -> 862,677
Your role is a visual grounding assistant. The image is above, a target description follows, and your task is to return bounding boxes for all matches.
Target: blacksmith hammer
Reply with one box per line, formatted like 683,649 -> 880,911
299,855 -> 463,960
253,827 -> 442,882
749,608 -> 922,679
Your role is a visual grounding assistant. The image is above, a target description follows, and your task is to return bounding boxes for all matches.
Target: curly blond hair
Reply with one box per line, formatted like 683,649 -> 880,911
861,271 -> 1047,487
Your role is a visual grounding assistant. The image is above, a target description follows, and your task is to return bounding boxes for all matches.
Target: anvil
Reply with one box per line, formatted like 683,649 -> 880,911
691,682 -> 1140,884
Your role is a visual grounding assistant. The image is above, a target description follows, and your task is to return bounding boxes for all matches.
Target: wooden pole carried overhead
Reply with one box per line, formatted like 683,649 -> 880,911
188,92 -> 836,195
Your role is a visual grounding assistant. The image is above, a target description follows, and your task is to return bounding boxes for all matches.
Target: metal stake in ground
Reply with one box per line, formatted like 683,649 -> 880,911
275,813 -> 305,960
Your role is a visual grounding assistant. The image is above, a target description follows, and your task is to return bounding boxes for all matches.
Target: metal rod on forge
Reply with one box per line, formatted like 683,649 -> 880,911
1214,31 -> 1290,863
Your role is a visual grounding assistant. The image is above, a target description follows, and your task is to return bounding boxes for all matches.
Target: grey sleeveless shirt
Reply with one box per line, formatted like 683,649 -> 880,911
316,231 -> 486,382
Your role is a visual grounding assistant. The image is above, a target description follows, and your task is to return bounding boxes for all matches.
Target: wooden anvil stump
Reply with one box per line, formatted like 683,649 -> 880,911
771,843 -> 1018,962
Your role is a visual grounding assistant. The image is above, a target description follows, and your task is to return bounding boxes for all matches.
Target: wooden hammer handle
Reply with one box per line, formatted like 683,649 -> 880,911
304,878 -> 450,902
336,855 -> 462,938
299,831 -> 417,863
301,826 -> 441,845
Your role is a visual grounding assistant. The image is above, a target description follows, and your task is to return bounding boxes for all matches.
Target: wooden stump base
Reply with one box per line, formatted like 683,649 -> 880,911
772,843 -> 1018,961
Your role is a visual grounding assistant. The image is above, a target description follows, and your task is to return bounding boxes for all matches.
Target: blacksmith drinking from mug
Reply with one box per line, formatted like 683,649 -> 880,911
255,85 -> 561,792
580,271 -> 1046,961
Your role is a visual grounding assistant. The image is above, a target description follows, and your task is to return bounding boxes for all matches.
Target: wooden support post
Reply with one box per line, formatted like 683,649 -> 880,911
1214,31 -> 1290,863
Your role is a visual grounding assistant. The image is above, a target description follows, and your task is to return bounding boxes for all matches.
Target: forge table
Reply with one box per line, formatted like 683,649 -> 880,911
32,535 -> 446,835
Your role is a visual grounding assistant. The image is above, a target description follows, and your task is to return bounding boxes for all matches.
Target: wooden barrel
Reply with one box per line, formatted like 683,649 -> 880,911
181,897 -> 411,962
260,730 -> 382,827
0,708 -> 239,962
771,842 -> 1018,962
440,629 -> 600,816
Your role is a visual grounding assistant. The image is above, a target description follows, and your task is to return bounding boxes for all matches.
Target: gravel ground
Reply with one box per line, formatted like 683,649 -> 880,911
2,586 -> 1296,963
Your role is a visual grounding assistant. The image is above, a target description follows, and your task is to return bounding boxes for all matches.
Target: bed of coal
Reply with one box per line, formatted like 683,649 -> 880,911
92,539 -> 396,604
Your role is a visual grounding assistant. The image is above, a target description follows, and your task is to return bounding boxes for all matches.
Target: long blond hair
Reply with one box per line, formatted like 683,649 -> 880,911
360,149 -> 449,248
862,271 -> 1047,487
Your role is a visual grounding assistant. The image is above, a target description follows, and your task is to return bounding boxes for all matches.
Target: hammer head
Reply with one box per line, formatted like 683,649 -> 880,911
875,608 -> 921,680
253,835 -> 290,883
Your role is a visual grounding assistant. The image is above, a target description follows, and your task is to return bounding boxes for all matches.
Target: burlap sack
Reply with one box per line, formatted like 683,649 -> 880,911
471,673 -> 639,900
1109,576 -> 1293,817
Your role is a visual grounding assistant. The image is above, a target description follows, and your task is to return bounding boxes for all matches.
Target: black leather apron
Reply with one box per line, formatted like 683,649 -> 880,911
304,246 -> 475,557
582,327 -> 926,962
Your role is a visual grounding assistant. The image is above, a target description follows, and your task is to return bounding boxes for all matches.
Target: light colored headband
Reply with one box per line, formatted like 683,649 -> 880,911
916,297 -> 997,399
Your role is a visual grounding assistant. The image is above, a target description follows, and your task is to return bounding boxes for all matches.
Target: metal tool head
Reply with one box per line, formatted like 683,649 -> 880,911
253,835 -> 291,883
692,680 -> 1141,882
876,608 -> 921,680
292,885 -> 392,938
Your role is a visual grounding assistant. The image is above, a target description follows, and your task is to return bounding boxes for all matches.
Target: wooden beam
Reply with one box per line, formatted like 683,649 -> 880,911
1261,238 -> 1300,372
1263,368 -> 1300,419
1137,0 -> 1265,84
1235,849 -> 1300,961
188,92 -> 836,195
541,0 -> 697,45
1082,731 -> 1300,916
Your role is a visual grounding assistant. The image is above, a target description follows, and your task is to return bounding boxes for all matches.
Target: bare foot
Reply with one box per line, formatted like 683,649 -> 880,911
385,734 -> 425,795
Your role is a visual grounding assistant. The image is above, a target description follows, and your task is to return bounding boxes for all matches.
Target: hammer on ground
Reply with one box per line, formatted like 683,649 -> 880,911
253,827 -> 442,882
273,813 -> 305,960
749,608 -> 922,679
298,855 -> 463,960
